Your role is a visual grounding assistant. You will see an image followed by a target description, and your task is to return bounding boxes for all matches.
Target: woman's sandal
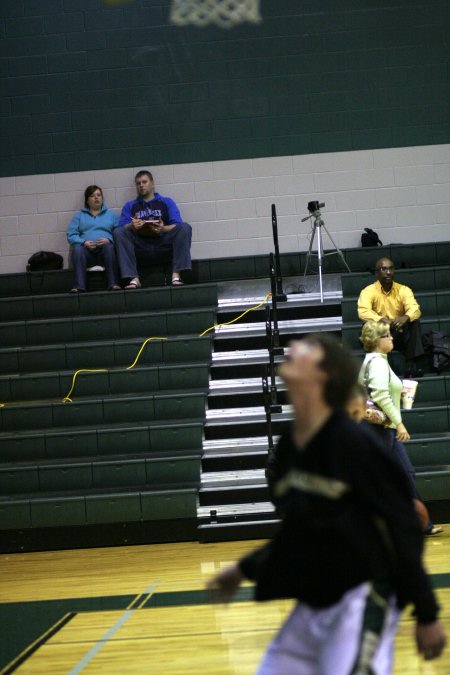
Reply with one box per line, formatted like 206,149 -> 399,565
125,278 -> 141,290
171,278 -> 184,286
69,288 -> 85,293
108,285 -> 121,291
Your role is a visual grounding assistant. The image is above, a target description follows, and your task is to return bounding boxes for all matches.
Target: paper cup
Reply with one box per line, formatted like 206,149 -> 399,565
401,379 -> 418,410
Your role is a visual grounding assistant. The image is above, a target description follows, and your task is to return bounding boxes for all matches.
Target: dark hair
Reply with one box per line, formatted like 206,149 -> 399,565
135,170 -> 153,182
84,185 -> 103,208
374,257 -> 394,273
303,333 -> 359,409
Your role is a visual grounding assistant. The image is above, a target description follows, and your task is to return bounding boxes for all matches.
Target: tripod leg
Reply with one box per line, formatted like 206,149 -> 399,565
303,224 -> 317,277
322,225 -> 351,273
316,222 -> 324,303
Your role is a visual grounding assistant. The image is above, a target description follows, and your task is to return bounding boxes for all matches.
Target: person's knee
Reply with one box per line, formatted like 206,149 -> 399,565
71,244 -> 85,262
102,241 -> 116,258
113,227 -> 129,243
177,222 -> 192,237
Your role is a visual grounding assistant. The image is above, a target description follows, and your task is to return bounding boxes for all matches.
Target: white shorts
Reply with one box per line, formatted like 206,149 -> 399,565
256,582 -> 401,675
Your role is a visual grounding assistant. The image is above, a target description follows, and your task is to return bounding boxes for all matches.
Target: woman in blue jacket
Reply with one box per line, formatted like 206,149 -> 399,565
67,185 -> 120,292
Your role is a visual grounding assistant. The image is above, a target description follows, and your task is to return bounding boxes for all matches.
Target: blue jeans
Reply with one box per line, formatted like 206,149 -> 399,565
368,425 -> 433,531
71,242 -> 119,290
369,426 -> 418,497
113,223 -> 192,280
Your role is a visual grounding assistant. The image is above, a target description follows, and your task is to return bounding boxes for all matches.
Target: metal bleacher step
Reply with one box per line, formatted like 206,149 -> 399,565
197,500 -> 280,542
209,376 -> 284,396
218,290 -> 342,312
213,316 -> 342,340
197,500 -> 276,521
202,436 -> 275,472
205,405 -> 292,427
202,435 -> 274,455
201,468 -> 266,489
212,348 -> 283,367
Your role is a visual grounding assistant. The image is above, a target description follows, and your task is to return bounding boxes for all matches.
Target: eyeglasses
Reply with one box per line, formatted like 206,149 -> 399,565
376,265 -> 395,272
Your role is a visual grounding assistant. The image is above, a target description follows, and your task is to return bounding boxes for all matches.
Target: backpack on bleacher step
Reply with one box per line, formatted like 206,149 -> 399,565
26,251 -> 63,272
361,228 -> 383,247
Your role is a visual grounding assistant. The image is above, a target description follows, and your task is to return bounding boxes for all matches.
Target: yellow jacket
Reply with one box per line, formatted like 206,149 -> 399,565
357,280 -> 421,323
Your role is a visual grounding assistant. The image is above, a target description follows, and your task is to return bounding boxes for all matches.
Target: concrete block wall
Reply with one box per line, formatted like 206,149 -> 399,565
1,1 -> 449,273
0,144 -> 448,274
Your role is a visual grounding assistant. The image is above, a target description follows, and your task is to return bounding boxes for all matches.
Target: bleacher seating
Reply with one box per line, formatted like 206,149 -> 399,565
0,241 -> 448,551
0,282 -> 217,551
340,251 -> 450,521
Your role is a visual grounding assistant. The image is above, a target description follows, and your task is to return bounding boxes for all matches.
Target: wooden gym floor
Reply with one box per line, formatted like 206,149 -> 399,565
1,533 -> 449,674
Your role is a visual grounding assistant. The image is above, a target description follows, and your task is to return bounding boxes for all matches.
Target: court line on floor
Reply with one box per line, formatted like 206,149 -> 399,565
1,578 -> 448,671
0,612 -> 75,675
68,582 -> 159,675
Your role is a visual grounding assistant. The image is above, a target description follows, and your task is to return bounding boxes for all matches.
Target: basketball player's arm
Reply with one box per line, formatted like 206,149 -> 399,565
206,563 -> 245,603
416,622 -> 446,660
351,440 -> 441,626
206,543 -> 271,602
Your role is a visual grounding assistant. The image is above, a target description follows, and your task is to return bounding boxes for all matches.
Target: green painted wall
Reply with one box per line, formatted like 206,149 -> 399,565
0,0 -> 448,177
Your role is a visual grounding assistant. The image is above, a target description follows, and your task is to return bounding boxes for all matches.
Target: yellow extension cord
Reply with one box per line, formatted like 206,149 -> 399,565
0,291 -> 272,406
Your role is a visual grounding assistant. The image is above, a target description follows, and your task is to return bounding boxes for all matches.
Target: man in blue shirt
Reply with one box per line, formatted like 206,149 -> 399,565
114,170 -> 192,288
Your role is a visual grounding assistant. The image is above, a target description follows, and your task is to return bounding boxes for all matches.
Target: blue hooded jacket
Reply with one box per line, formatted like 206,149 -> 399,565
67,204 -> 118,246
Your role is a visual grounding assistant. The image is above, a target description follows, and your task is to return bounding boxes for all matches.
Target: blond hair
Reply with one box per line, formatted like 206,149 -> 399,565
360,320 -> 390,352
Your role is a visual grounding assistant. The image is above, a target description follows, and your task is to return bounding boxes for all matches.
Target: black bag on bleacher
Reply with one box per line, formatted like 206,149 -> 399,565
422,331 -> 450,374
26,251 -> 63,272
361,228 -> 383,247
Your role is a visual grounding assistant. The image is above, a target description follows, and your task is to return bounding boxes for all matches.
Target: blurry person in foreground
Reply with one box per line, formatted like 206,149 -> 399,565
207,334 -> 445,675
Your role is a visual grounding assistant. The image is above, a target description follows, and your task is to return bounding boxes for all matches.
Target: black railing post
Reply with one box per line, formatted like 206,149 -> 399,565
262,375 -> 274,451
269,253 -> 284,356
265,301 -> 282,414
271,204 -> 287,302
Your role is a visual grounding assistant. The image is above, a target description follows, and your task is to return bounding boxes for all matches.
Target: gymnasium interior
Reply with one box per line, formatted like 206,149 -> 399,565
0,1 -> 449,672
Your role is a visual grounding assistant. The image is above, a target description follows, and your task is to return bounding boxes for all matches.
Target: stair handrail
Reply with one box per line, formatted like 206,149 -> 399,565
271,204 -> 287,302
265,302 -> 282,414
262,373 -> 274,451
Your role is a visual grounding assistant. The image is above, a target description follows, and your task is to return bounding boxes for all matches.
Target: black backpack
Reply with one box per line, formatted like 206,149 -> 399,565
361,228 -> 383,247
26,251 -> 63,272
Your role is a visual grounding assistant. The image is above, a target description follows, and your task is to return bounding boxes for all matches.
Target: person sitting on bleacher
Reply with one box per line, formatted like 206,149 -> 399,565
67,185 -> 120,293
357,257 -> 424,377
114,170 -> 192,289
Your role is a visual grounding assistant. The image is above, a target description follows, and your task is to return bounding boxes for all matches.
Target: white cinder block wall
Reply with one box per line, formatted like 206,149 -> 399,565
0,143 -> 449,275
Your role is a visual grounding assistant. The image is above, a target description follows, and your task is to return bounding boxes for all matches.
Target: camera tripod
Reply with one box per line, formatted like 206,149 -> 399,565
302,205 -> 350,303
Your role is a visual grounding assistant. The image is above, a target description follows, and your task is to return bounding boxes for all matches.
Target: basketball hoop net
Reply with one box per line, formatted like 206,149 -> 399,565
170,0 -> 262,29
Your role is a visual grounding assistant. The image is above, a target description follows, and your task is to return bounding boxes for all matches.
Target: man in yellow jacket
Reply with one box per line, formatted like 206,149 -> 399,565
357,257 -> 424,375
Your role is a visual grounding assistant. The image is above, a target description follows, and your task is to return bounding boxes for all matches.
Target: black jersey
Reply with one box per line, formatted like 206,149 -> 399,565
240,410 -> 439,624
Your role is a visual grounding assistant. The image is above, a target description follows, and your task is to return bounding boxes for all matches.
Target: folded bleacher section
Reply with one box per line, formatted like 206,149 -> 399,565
0,280 -> 217,552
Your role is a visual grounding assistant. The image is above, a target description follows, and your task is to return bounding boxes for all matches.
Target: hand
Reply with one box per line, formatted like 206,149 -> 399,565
416,621 -> 446,660
391,315 -> 409,330
130,218 -> 144,231
95,237 -> 110,247
396,422 -> 410,442
206,563 -> 244,604
148,219 -> 165,235
83,240 -> 97,249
